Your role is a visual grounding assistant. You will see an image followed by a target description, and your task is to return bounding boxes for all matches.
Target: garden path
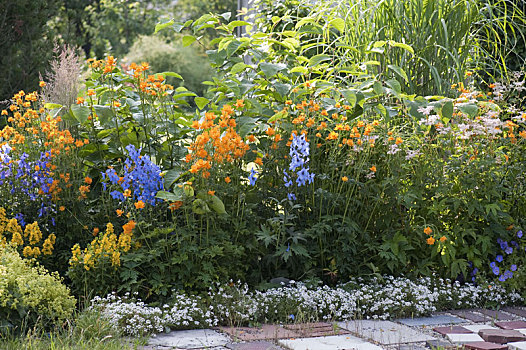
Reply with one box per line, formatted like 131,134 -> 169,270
141,307 -> 526,350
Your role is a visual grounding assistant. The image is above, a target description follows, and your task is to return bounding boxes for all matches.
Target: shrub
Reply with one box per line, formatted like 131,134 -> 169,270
0,245 -> 76,332
125,35 -> 215,98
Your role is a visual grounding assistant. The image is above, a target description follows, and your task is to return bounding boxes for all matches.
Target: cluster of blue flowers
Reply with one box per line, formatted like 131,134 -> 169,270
283,134 -> 314,201
101,145 -> 164,205
0,143 -> 57,225
0,143 -> 55,200
490,230 -> 523,282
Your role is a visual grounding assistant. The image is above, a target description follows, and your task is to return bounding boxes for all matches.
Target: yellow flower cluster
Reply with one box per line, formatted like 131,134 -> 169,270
0,208 -> 56,258
70,220 -> 136,270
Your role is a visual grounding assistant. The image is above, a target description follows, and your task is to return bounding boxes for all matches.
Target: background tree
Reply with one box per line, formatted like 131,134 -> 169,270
0,0 -> 59,102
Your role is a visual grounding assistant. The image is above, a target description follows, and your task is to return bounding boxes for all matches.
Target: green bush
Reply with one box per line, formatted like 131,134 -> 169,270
0,245 -> 76,332
125,34 -> 215,98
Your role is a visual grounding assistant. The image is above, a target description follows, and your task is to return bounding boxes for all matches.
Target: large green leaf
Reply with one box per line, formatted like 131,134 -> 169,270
70,105 -> 90,125
457,103 -> 479,117
194,97 -> 209,110
182,35 -> 196,47
159,71 -> 183,80
163,168 -> 184,189
259,62 -> 286,78
388,64 -> 409,83
308,54 -> 331,66
341,90 -> 357,107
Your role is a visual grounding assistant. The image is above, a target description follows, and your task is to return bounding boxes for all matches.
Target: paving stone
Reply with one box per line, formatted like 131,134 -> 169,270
283,322 -> 350,337
447,310 -> 488,323
396,315 -> 464,326
463,341 -> 507,350
502,308 -> 526,319
494,321 -> 526,330
226,341 -> 283,350
508,341 -> 526,350
148,329 -> 231,349
397,345 -> 428,350
446,333 -> 484,344
278,334 -> 382,350
426,339 -> 459,349
219,325 -> 300,341
475,310 -> 518,321
478,329 -> 526,344
433,326 -> 473,335
338,320 -> 435,345
463,325 -> 498,333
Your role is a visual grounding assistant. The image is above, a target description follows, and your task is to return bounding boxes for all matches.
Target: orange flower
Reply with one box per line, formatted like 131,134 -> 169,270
424,227 -> 432,235
76,97 -> 85,104
369,166 -> 376,173
395,137 -> 403,145
116,209 -> 124,217
92,227 -> 100,236
426,236 -> 435,245
134,200 -> 145,209
255,157 -> 263,166
208,190 -> 215,196
59,206 -> 65,212
341,176 -> 348,182
84,176 -> 92,184
87,89 -> 95,96
169,201 -> 183,211
234,99 -> 245,108
39,81 -> 46,87
266,127 -> 275,136
439,236 -> 447,243
224,176 -> 231,183
326,131 -> 339,140
123,189 -> 132,197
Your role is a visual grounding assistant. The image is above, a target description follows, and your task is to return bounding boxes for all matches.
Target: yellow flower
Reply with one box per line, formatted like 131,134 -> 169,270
341,176 -> 348,182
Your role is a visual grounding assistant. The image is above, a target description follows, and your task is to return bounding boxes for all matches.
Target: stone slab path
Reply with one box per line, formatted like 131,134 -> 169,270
144,307 -> 526,349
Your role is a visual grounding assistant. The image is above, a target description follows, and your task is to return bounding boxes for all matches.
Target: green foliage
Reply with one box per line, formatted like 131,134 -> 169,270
125,35 -> 215,97
0,245 -> 76,332
254,0 -> 525,95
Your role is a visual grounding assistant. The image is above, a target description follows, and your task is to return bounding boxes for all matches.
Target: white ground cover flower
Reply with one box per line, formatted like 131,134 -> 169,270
89,276 -> 523,336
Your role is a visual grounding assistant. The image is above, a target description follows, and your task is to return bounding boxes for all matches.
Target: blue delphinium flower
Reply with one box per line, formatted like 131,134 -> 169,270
248,168 -> 258,186
285,134 -> 314,200
102,145 -> 163,205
